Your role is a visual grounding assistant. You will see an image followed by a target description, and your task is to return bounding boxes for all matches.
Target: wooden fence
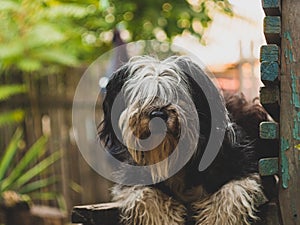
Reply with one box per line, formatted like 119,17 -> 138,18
0,67 -> 113,214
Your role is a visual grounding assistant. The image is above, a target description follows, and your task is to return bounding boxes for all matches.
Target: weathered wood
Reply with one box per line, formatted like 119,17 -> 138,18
279,0 -> 300,224
259,157 -> 279,176
264,16 -> 281,45
262,0 -> 281,16
261,61 -> 279,82
72,202 -> 121,225
72,201 -> 279,225
1,203 -> 66,225
260,85 -> 280,104
255,202 -> 282,225
263,104 -> 280,122
260,45 -> 280,63
260,121 -> 279,139
260,85 -> 280,121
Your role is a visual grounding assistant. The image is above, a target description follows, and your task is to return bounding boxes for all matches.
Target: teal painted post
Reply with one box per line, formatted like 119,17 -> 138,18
279,0 -> 300,224
262,0 -> 281,16
259,158 -> 279,176
260,121 -> 279,139
264,16 -> 281,44
261,61 -> 279,82
260,45 -> 280,63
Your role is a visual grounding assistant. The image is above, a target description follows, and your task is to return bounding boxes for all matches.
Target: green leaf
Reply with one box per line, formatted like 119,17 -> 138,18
0,128 -> 23,181
29,192 -> 58,201
44,4 -> 91,19
56,193 -> 67,211
99,0 -> 110,11
17,58 -> 42,72
0,0 -> 20,12
0,136 -> 48,191
0,85 -> 27,101
69,181 -> 83,193
0,42 -> 24,60
25,23 -> 66,48
12,151 -> 61,189
0,109 -> 25,127
34,49 -> 79,66
19,176 -> 57,194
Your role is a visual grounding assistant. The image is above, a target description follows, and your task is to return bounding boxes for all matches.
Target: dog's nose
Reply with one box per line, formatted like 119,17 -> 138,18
149,110 -> 168,120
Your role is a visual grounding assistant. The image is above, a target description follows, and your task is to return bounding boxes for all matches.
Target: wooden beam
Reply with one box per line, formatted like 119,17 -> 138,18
262,0 -> 281,16
264,16 -> 281,44
260,85 -> 280,104
260,121 -> 279,139
261,61 -> 280,82
260,45 -> 280,63
279,0 -> 300,224
72,202 -> 120,225
260,85 -> 280,121
255,202 -> 282,225
259,157 -> 279,176
71,202 -> 278,225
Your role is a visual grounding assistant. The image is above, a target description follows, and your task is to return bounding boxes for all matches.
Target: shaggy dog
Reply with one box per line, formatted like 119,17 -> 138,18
99,56 -> 268,225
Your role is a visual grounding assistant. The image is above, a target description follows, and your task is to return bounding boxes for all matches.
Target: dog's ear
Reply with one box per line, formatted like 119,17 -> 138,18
99,65 -> 129,149
175,57 -> 235,171
175,58 -> 228,140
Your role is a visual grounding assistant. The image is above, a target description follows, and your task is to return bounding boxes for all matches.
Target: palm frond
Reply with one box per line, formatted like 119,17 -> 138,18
0,128 -> 23,181
0,109 -> 25,127
0,85 -> 26,101
0,136 -> 48,191
12,151 -> 61,190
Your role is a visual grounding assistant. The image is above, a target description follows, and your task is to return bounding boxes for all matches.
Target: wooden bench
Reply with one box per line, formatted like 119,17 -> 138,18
71,200 -> 281,225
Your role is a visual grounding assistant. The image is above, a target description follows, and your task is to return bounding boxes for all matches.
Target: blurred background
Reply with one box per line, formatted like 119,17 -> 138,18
0,0 -> 266,224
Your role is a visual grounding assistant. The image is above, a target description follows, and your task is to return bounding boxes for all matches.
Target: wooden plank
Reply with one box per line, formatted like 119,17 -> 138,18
260,85 -> 280,104
72,202 -> 120,225
259,157 -> 279,176
279,0 -> 300,224
71,201 -> 273,225
261,61 -> 280,82
264,16 -> 281,45
260,121 -> 279,139
255,202 -> 282,225
260,85 -> 280,121
262,0 -> 281,16
262,104 -> 280,122
260,45 -> 280,63
1,203 -> 65,225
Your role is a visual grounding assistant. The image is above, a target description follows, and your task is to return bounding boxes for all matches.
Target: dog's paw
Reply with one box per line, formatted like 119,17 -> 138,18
192,174 -> 266,225
113,186 -> 186,225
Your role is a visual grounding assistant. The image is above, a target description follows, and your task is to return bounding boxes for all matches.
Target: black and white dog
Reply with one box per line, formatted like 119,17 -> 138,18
99,56 -> 267,225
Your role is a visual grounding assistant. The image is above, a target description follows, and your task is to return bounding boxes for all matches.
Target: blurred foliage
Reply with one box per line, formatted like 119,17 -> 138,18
0,84 -> 27,126
0,0 -> 232,74
0,85 -> 62,208
0,128 -> 62,207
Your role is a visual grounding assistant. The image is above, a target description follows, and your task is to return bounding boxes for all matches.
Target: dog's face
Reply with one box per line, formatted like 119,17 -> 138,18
100,56 -> 229,182
116,57 -> 200,181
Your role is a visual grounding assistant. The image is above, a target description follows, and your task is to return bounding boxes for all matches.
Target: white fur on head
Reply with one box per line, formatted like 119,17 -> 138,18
122,56 -> 189,109
118,56 -> 200,182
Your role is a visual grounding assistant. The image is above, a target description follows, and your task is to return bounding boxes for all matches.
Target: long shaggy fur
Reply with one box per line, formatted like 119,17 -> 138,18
99,56 -> 269,225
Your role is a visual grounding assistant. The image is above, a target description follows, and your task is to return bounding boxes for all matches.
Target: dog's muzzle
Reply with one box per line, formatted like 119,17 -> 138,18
120,103 -> 181,166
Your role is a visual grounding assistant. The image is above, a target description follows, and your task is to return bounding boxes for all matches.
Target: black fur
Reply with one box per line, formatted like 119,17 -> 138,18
99,56 -> 268,203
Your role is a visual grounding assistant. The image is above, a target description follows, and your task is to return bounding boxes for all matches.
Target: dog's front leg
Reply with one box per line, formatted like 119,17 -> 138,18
112,185 -> 186,225
192,174 -> 267,225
